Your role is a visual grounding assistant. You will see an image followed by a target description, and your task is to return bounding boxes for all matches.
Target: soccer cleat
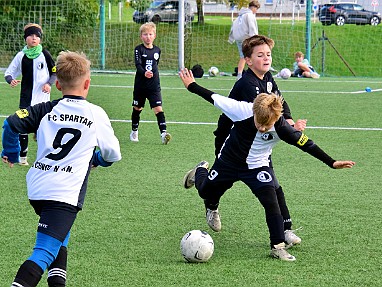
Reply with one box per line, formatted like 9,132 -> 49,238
19,156 -> 29,166
183,161 -> 209,189
271,242 -> 296,261
284,229 -> 302,246
130,130 -> 139,142
206,208 -> 221,232
161,132 -> 172,145
310,72 -> 320,79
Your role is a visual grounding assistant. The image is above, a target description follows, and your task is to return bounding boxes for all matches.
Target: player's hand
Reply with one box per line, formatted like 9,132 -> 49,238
42,83 -> 51,93
179,68 -> 195,88
145,70 -> 153,78
333,161 -> 356,169
2,156 -> 15,168
294,119 -> 307,131
10,79 -> 21,87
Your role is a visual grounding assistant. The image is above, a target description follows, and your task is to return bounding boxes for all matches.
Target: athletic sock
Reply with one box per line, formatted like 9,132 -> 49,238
19,134 -> 28,157
47,246 -> 67,287
155,111 -> 166,134
131,109 -> 141,131
11,260 -> 43,287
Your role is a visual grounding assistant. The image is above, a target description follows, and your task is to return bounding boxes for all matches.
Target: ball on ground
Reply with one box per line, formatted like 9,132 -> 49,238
208,66 -> 219,77
180,230 -> 214,263
279,68 -> 292,79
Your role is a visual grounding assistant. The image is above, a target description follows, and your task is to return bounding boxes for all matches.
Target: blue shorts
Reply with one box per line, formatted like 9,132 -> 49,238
236,41 -> 244,58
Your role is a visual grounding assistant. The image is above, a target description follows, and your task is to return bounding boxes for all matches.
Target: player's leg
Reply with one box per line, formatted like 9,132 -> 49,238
10,201 -> 79,287
150,93 -> 171,144
19,133 -> 29,165
243,167 -> 295,261
47,232 -> 70,287
196,160 -> 236,232
130,91 -> 145,142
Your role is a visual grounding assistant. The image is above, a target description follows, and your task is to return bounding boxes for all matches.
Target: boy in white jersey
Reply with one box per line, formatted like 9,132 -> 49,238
2,51 -> 122,286
4,23 -> 56,166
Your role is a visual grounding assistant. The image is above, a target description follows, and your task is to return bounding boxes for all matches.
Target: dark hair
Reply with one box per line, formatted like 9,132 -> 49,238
242,35 -> 275,58
191,64 -> 204,78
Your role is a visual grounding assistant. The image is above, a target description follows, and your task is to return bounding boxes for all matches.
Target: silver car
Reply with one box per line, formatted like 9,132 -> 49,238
133,0 -> 194,24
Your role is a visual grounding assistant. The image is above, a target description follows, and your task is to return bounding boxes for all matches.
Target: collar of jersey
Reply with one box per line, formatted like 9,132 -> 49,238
63,95 -> 86,100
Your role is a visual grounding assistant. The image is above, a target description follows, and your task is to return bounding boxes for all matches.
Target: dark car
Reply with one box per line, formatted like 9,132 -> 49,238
133,0 -> 194,24
319,3 -> 381,26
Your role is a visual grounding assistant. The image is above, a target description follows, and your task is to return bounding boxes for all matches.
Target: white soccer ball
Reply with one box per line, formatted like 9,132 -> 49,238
208,66 -> 219,77
180,230 -> 214,263
279,68 -> 292,79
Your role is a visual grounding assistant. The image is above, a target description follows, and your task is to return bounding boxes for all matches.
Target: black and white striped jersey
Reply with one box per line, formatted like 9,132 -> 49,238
6,96 -> 122,208
5,49 -> 56,107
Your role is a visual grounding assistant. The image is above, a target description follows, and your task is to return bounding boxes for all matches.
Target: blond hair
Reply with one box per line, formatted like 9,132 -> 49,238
24,23 -> 43,33
56,51 -> 91,89
253,93 -> 283,126
139,22 -> 156,35
242,35 -> 275,58
295,51 -> 304,58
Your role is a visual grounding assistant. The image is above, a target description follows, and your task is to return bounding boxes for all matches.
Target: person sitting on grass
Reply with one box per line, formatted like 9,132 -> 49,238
292,51 -> 320,79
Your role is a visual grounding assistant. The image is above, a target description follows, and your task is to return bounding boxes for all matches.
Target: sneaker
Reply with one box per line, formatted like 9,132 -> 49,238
19,156 -> 29,166
284,229 -> 302,246
130,130 -> 139,142
206,208 -> 221,232
271,242 -> 296,261
183,161 -> 209,189
310,72 -> 320,79
161,132 -> 172,145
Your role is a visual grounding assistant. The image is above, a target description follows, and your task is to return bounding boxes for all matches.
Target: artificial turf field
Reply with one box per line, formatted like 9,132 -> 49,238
1,74 -> 381,286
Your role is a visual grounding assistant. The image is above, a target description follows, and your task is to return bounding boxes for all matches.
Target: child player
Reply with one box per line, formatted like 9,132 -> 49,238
2,51 -> 122,286
4,23 -> 56,166
130,22 -> 172,144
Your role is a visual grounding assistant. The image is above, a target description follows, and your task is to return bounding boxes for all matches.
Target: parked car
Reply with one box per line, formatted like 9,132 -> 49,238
319,3 -> 381,26
133,0 -> 194,24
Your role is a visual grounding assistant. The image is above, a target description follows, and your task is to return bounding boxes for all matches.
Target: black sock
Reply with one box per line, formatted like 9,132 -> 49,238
275,186 -> 292,230
131,109 -> 141,131
155,111 -> 166,134
19,134 -> 28,157
12,260 -> 43,287
47,246 -> 67,287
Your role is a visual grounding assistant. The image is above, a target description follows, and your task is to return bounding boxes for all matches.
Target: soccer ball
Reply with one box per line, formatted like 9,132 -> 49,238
279,68 -> 292,79
180,230 -> 214,263
208,66 -> 219,77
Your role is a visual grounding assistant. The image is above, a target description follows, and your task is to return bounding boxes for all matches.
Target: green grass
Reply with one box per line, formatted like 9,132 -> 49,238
0,75 -> 382,286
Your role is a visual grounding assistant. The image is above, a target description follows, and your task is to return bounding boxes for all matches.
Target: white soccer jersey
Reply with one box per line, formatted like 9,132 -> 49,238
7,96 -> 122,208
5,50 -> 52,106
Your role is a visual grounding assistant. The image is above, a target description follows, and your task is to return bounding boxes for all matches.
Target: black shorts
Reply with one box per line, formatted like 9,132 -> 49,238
197,159 -> 277,202
30,200 -> 80,242
132,90 -> 162,109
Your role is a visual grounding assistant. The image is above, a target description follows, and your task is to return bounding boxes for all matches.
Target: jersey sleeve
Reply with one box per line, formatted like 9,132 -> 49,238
276,117 -> 336,168
42,49 -> 57,86
92,106 -> 122,163
134,45 -> 146,75
4,52 -> 23,81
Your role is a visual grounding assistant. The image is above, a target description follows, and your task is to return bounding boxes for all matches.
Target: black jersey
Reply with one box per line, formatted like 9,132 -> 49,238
214,69 -> 292,156
133,44 -> 161,92
188,82 -> 335,170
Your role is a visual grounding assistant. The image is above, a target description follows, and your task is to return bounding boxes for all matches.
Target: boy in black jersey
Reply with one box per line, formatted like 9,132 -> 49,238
2,51 -> 121,286
130,22 -> 171,144
4,23 -> 56,166
179,68 -> 355,261
214,35 -> 306,246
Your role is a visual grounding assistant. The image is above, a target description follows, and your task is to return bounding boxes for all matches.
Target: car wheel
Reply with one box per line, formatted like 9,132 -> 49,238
151,15 -> 161,24
370,16 -> 380,26
335,16 -> 345,26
